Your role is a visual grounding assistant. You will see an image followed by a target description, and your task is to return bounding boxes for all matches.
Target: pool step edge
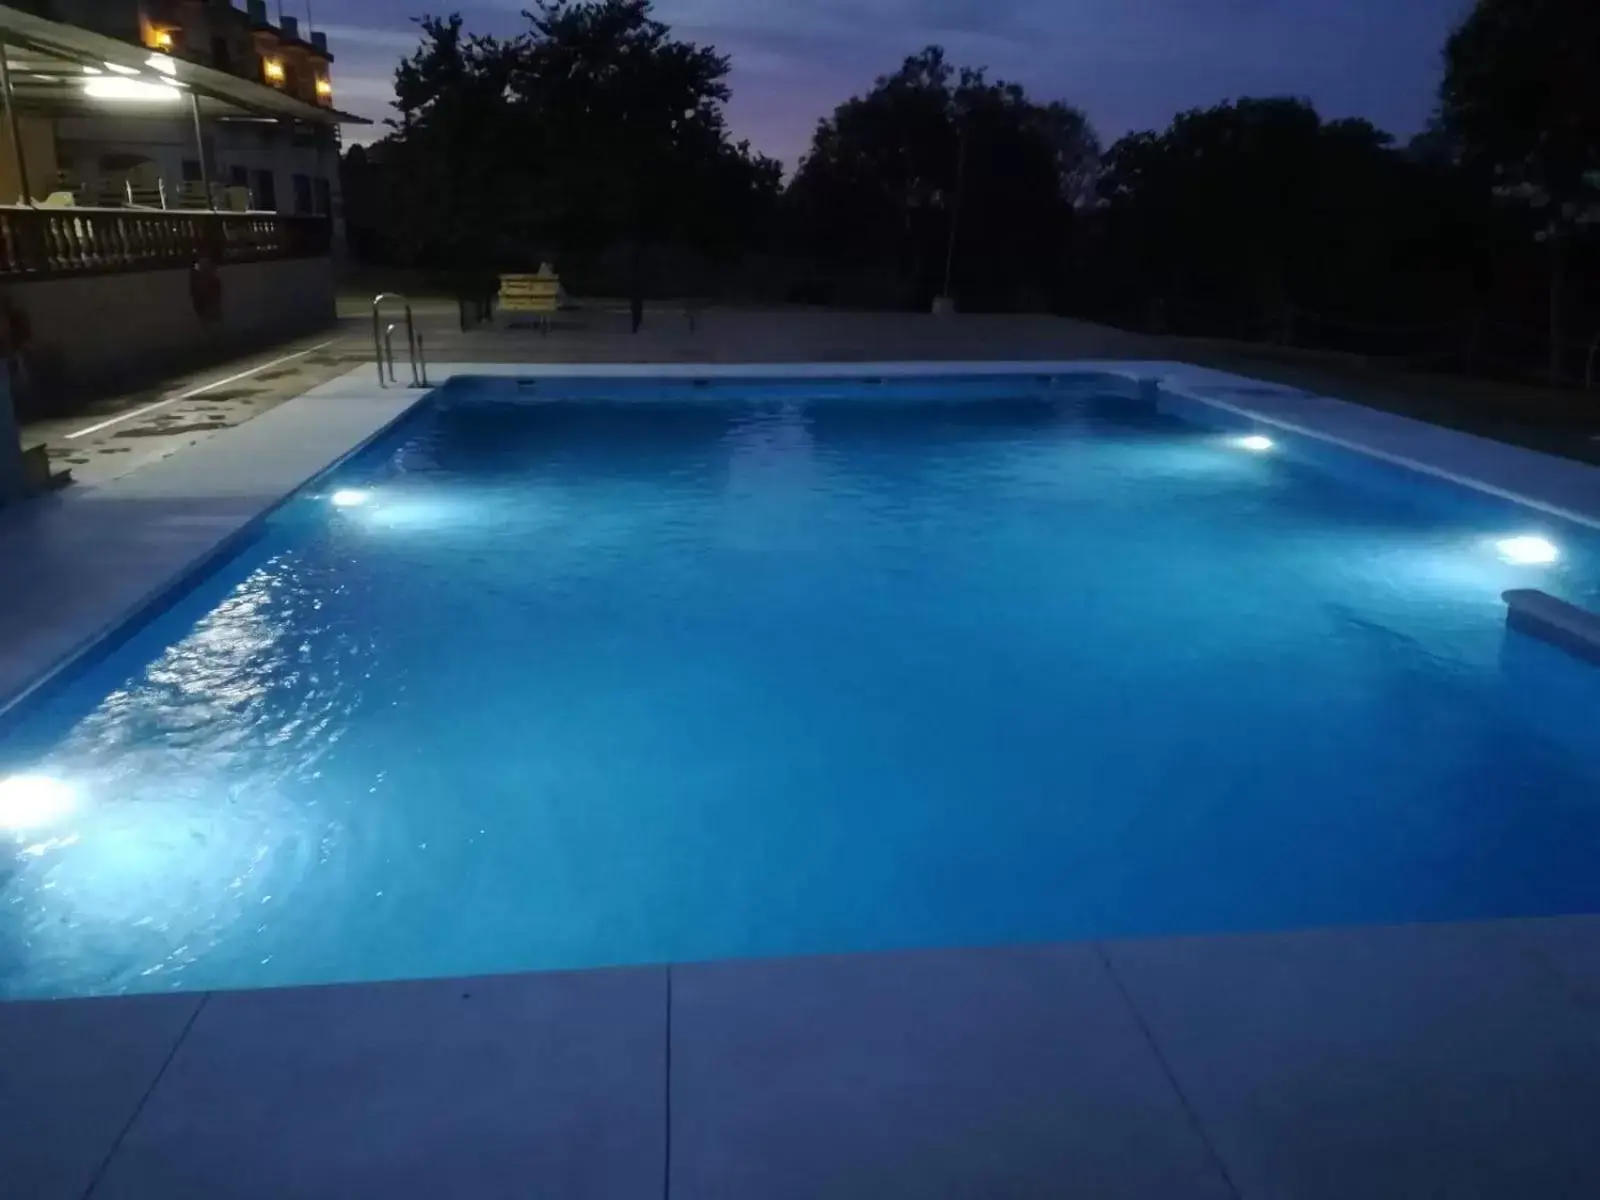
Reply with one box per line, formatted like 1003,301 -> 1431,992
1504,589 -> 1600,666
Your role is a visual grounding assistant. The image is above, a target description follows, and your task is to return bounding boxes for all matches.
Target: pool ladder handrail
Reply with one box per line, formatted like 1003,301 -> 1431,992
371,293 -> 429,389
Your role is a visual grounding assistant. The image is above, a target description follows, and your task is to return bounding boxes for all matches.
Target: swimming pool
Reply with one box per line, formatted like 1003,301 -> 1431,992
3,371 -> 1600,999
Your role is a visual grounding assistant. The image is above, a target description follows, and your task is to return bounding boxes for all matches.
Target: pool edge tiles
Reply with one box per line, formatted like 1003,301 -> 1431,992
412,359 -> 1600,531
1153,373 -> 1600,533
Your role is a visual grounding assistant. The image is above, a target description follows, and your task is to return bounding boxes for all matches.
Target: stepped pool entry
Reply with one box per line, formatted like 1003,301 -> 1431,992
3,370 -> 1600,1000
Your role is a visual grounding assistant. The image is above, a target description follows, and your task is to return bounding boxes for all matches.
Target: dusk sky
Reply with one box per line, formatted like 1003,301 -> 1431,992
317,0 -> 1473,166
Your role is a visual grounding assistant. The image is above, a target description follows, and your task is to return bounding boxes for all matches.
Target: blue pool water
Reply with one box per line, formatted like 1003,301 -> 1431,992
5,376 -> 1600,999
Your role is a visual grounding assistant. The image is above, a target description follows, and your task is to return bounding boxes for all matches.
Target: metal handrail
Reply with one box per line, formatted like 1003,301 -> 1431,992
382,322 -> 401,385
371,292 -> 425,388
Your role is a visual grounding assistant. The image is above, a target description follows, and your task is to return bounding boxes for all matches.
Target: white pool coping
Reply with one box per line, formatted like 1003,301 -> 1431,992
383,358 -> 1600,528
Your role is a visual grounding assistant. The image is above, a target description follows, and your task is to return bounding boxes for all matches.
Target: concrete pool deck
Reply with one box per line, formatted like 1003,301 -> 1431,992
10,920 -> 1600,1199
6,354 -> 1600,1197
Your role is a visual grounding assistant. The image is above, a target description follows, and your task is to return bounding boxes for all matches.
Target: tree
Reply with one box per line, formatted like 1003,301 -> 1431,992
1093,98 -> 1476,345
347,1 -> 780,301
511,0 -> 777,270
784,47 -> 1098,310
381,15 -> 528,268
1440,0 -> 1600,379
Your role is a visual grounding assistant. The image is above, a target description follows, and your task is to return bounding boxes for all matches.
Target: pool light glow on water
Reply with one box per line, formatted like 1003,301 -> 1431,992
6,382 -> 1600,1000
1234,434 -> 1275,452
1495,535 -> 1560,565
0,775 -> 78,833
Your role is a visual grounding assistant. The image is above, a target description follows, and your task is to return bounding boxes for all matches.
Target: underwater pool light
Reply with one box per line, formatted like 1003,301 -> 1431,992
1495,535 -> 1559,565
0,774 -> 78,832
331,489 -> 370,508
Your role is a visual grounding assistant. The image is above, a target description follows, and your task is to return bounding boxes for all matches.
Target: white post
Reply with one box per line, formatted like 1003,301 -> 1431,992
0,43 -> 31,205
190,89 -> 215,209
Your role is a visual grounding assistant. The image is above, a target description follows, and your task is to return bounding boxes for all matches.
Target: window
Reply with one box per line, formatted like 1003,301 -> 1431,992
292,173 -> 312,214
181,159 -> 201,183
252,168 -> 277,211
314,177 -> 331,215
228,164 -> 248,187
211,36 -> 232,72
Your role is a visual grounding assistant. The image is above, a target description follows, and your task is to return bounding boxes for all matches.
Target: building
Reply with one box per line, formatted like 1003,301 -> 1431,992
0,0 -> 367,431
3,0 -> 354,219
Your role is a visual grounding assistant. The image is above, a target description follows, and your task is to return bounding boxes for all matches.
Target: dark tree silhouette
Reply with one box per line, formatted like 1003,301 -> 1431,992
1440,0 -> 1600,379
350,1 -> 780,306
784,47 -> 1099,311
1085,96 -> 1515,371
338,0 -> 1600,388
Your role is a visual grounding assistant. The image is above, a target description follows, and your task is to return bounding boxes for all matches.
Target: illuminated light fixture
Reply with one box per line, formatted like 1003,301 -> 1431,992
150,27 -> 174,50
1495,535 -> 1559,565
0,774 -> 77,832
315,77 -> 332,99
263,58 -> 285,83
104,61 -> 140,76
1235,434 -> 1274,453
83,77 -> 183,102
331,488 -> 370,508
146,52 -> 178,77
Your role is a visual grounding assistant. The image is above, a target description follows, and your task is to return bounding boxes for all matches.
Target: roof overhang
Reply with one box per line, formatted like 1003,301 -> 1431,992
0,3 -> 368,125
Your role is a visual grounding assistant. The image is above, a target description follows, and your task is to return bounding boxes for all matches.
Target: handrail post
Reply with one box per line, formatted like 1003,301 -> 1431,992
404,300 -> 420,386
372,291 -> 427,388
371,291 -> 400,386
383,322 -> 401,384
370,302 -> 384,385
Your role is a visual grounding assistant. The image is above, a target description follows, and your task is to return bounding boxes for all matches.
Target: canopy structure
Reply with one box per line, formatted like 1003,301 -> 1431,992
0,2 -> 367,124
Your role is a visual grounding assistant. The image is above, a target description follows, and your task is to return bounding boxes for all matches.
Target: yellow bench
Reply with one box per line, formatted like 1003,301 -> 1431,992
497,274 -> 560,332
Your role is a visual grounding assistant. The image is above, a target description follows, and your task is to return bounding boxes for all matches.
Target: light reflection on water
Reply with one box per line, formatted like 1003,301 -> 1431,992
3,566 -> 368,994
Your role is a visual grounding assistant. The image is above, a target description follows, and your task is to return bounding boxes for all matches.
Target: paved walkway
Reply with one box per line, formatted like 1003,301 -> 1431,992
24,303 -> 1597,481
9,921 -> 1600,1199
18,308 -> 1154,486
20,335 -> 372,488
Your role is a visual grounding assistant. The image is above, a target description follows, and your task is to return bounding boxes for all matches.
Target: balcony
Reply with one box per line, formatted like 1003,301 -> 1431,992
0,207 -> 330,279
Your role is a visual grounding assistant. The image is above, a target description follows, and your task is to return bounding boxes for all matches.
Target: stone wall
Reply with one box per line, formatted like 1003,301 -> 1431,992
5,256 -> 335,420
